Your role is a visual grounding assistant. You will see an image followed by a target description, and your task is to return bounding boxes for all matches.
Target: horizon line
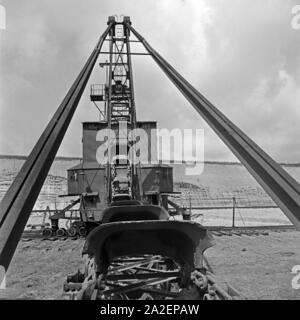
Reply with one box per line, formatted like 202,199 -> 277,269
1,154 -> 300,167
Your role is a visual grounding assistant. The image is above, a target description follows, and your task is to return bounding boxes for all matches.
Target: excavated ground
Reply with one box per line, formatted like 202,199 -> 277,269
1,229 -> 300,300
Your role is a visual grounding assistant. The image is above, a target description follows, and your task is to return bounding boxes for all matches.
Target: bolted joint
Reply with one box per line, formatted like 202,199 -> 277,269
107,16 -> 116,25
123,16 -> 131,25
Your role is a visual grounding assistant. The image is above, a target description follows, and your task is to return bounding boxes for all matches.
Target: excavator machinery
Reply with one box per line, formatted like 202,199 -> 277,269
1,16 -> 300,300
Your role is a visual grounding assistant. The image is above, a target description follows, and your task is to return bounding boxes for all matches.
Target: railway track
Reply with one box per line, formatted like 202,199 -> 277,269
21,224 -> 295,241
208,225 -> 295,237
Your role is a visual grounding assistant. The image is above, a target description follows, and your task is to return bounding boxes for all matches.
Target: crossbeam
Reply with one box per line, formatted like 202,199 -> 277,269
100,51 -> 150,56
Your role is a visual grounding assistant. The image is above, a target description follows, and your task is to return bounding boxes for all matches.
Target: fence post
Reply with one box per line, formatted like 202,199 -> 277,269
232,197 -> 236,228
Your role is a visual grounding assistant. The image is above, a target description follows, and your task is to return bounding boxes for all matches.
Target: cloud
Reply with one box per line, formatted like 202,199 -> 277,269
0,0 -> 299,163
0,4 -> 5,30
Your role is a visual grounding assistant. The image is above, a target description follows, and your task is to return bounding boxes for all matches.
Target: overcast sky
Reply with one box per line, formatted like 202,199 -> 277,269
0,0 -> 299,162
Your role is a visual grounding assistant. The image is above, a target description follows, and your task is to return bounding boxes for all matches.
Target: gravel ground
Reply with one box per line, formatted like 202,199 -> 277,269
206,229 -> 300,300
1,229 -> 300,300
1,239 -> 84,300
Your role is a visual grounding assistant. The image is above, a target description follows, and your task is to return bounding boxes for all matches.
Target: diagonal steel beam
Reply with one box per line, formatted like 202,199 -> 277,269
0,19 -> 115,272
125,22 -> 300,231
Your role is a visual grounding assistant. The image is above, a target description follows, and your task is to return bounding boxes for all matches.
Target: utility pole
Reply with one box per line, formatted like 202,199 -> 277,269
232,197 -> 236,228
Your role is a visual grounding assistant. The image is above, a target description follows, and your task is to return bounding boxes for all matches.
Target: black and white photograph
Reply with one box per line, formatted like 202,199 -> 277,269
0,0 -> 300,307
